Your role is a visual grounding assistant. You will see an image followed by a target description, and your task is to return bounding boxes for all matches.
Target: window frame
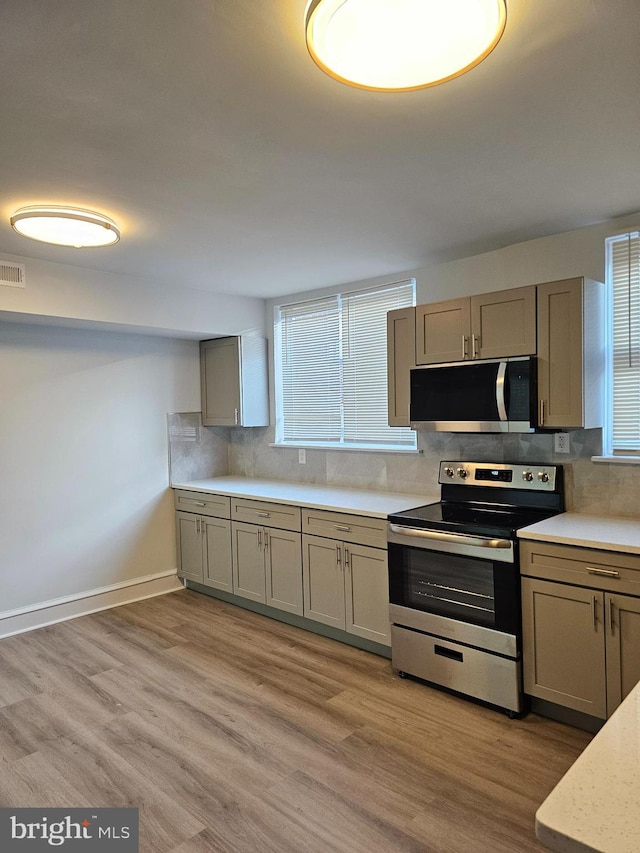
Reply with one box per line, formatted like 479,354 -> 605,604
273,279 -> 417,453
598,231 -> 640,463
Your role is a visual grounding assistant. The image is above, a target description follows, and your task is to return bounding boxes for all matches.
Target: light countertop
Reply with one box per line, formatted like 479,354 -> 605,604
518,512 -> 640,556
536,680 -> 640,853
171,477 -> 437,518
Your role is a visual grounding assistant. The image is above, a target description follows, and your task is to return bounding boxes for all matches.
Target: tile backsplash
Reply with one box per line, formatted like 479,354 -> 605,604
169,414 -> 640,517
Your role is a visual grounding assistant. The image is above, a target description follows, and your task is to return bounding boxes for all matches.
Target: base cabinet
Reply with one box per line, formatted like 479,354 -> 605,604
521,541 -> 640,719
232,521 -> 303,615
302,534 -> 391,645
176,490 -> 391,649
522,577 -> 607,718
176,511 -> 232,592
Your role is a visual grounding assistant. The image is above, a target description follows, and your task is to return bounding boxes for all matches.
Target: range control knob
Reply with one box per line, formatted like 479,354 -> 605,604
456,467 -> 468,479
444,466 -> 455,478
522,471 -> 534,482
538,471 -> 550,483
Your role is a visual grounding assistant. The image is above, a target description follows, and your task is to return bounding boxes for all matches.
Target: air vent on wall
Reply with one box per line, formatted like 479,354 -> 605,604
0,260 -> 25,288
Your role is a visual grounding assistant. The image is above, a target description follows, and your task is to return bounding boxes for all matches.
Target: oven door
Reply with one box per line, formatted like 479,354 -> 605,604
387,525 -> 520,638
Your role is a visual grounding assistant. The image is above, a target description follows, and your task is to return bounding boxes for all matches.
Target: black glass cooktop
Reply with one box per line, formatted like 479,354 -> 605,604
388,501 -> 559,540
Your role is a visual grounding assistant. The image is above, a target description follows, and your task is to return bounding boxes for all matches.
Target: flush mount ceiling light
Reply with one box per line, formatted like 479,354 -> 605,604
10,206 -> 120,248
305,0 -> 507,92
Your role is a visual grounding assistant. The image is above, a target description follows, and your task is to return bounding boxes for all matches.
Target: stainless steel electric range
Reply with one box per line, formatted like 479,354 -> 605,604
387,460 -> 564,716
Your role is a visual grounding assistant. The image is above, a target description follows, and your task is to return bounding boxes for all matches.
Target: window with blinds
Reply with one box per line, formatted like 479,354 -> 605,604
606,231 -> 640,454
274,280 -> 416,450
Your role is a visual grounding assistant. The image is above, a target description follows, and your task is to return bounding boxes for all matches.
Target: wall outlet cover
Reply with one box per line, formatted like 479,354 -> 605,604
298,448 -> 306,464
554,433 -> 570,453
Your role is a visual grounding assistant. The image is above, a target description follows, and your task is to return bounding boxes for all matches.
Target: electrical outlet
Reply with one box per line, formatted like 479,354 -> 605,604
554,433 -> 570,453
298,449 -> 306,464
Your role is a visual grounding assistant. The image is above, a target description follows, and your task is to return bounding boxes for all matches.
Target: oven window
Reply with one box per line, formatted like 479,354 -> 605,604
390,546 -> 497,628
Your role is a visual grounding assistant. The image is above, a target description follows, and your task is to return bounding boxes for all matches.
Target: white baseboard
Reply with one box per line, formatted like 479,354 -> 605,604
0,570 -> 184,640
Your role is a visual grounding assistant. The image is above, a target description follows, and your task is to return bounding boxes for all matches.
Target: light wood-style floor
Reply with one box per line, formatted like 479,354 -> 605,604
0,590 -> 591,852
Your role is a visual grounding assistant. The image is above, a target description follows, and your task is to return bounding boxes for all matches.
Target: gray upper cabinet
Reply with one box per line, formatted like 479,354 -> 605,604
415,297 -> 470,364
415,286 -> 536,365
200,336 -> 269,427
387,306 -> 416,427
536,277 -> 604,429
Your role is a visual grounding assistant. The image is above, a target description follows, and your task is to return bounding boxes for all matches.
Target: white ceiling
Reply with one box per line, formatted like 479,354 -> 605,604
0,0 -> 638,298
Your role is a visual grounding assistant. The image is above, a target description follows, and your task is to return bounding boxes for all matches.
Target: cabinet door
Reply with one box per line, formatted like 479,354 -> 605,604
202,517 -> 233,593
522,577 -> 606,718
536,278 -> 584,428
231,522 -> 266,603
344,543 -> 390,646
605,593 -> 640,715
470,286 -> 536,360
302,534 -> 345,630
387,307 -> 415,426
200,337 -> 241,426
176,512 -> 204,583
265,528 -> 303,616
415,298 -> 470,365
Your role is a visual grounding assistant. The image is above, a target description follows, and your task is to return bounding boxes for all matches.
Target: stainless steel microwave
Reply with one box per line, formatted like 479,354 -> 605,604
409,356 -> 537,433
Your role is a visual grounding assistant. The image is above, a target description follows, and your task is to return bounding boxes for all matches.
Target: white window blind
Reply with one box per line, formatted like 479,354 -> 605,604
275,280 -> 416,450
607,232 -> 640,453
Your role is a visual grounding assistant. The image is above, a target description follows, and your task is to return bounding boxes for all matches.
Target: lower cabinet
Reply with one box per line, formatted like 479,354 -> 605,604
521,541 -> 640,719
232,521 -> 303,615
176,511 -> 233,592
302,533 -> 391,645
175,489 -> 390,649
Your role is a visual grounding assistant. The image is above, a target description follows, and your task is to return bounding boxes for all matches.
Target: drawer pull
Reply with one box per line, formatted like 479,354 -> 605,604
592,594 -> 598,630
335,525 -> 351,532
586,567 -> 620,578
610,599 -> 616,636
189,500 -> 206,506
434,645 -> 463,663
257,511 -> 271,518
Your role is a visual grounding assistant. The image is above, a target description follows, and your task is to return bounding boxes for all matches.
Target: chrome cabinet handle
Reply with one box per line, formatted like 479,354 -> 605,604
257,512 -> 270,518
344,547 -> 349,568
462,335 -> 469,359
539,399 -> 545,426
587,567 -> 620,578
335,525 -> 351,532
196,518 -> 201,534
336,545 -> 342,567
609,599 -> 616,636
471,333 -> 479,359
189,500 -> 206,507
592,594 -> 598,630
264,530 -> 269,551
234,407 -> 239,425
257,528 -> 262,547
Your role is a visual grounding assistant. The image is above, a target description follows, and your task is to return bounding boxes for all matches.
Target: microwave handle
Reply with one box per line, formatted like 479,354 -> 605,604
496,362 -> 508,421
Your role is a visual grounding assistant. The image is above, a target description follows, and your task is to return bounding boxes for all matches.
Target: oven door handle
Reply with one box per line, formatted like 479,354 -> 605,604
388,524 -> 512,550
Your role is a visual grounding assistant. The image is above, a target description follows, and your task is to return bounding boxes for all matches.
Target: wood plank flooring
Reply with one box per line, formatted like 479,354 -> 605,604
0,590 -> 591,852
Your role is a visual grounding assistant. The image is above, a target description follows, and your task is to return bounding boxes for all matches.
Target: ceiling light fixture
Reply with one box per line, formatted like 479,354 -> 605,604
305,0 -> 507,92
10,206 -> 121,248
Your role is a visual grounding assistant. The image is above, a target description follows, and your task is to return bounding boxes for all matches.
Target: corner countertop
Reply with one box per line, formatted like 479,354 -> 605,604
518,512 -> 640,556
535,680 -> 640,853
171,477 -> 437,519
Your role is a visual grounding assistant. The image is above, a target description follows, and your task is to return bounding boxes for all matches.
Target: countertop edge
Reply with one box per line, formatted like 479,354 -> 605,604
171,478 -> 436,518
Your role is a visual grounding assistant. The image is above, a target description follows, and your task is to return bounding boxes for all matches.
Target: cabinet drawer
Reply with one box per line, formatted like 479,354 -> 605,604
231,498 -> 301,531
520,541 -> 640,597
302,508 -> 386,548
174,490 -> 231,519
